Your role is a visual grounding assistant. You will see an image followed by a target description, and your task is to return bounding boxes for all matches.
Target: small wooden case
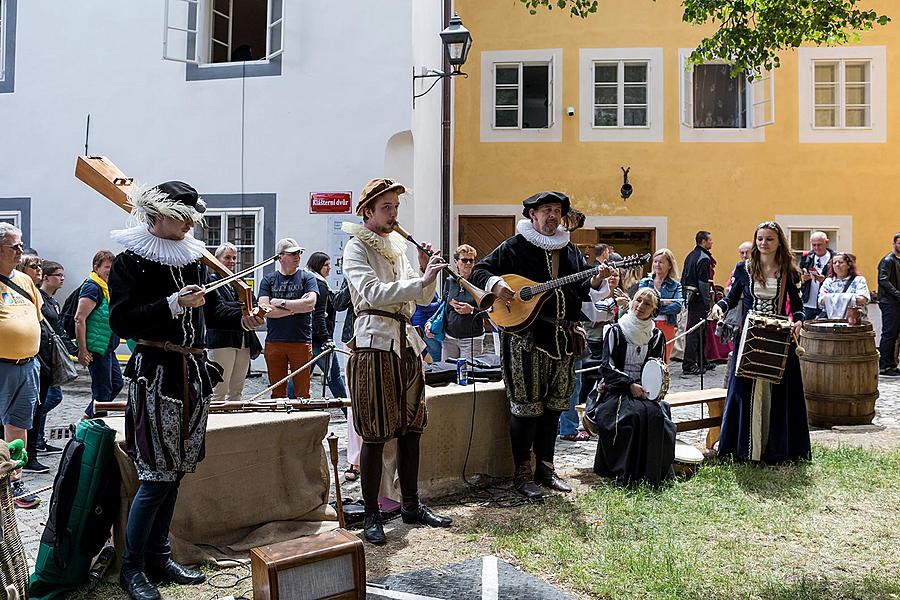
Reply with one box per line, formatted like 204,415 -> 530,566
250,529 -> 366,600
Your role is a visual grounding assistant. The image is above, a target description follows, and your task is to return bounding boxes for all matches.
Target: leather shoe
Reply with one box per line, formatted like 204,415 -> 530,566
145,559 -> 205,585
401,504 -> 452,528
362,513 -> 387,545
535,460 -> 572,493
513,463 -> 544,501
119,570 -> 161,600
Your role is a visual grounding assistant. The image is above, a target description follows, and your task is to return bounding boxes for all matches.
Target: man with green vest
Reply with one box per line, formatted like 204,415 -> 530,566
75,250 -> 123,419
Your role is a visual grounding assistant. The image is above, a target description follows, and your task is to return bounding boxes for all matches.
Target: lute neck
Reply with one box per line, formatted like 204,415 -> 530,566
530,261 -> 621,295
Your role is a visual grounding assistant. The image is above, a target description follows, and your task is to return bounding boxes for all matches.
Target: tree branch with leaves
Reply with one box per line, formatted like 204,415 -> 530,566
518,0 -> 890,74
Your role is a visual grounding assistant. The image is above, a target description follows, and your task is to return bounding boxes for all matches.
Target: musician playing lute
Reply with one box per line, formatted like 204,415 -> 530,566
469,191 -> 610,500
108,181 -> 265,600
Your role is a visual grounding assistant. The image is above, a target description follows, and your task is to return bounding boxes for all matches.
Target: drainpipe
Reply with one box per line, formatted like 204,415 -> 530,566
440,0 -> 452,256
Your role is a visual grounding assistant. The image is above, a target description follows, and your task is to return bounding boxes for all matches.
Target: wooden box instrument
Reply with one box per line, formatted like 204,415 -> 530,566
735,311 -> 793,384
250,529 -> 366,600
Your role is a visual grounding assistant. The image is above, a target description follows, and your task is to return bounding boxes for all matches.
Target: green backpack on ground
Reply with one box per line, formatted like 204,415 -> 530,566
28,419 -> 120,600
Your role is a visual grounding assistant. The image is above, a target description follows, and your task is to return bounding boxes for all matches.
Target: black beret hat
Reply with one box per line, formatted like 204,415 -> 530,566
154,181 -> 206,213
521,191 -> 570,218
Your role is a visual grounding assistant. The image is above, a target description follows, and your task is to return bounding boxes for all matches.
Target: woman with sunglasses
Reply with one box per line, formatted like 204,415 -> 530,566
710,221 -> 811,464
426,244 -> 485,361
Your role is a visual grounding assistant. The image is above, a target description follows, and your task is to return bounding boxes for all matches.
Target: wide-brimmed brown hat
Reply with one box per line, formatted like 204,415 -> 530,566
355,178 -> 406,217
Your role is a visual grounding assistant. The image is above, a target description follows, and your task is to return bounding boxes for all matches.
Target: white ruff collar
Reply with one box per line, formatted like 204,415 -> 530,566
110,225 -> 206,267
341,222 -> 407,261
618,312 -> 656,347
516,219 -> 570,250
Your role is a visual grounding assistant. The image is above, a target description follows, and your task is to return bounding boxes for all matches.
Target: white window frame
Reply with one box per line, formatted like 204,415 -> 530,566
163,0 -> 284,66
678,49 -> 771,143
798,46 -> 886,144
0,0 -> 6,82
480,49 -> 563,143
0,210 -> 20,228
775,214 -> 852,254
579,48 -> 663,143
195,207 -> 264,287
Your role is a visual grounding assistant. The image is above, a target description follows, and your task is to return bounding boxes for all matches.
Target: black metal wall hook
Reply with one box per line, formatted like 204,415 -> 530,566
620,166 -> 633,200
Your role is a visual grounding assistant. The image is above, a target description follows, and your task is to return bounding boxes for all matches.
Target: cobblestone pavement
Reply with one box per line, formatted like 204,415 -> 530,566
15,363 -> 900,570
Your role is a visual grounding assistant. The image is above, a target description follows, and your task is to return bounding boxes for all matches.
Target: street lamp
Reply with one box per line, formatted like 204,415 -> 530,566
413,14 -> 473,106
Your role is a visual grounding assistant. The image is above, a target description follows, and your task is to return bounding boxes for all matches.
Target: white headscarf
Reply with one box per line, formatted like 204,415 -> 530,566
617,310 -> 656,348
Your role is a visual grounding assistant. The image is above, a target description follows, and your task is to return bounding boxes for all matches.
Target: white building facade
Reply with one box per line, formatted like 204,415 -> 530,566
0,0 -> 448,300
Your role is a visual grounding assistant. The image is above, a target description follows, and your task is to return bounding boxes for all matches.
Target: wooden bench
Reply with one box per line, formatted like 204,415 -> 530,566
666,387 -> 727,449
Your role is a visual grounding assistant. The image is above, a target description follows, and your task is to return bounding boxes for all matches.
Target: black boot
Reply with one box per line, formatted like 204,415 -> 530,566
401,504 -> 452,527
513,462 -> 544,501
119,570 -> 161,600
362,512 -> 387,545
145,559 -> 205,585
534,460 -> 571,493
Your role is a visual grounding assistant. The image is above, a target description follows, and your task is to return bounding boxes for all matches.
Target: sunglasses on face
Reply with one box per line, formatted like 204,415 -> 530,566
1,243 -> 25,252
456,257 -> 475,264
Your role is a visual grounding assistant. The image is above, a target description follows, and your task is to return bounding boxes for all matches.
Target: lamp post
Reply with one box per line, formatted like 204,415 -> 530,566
412,12 -> 472,259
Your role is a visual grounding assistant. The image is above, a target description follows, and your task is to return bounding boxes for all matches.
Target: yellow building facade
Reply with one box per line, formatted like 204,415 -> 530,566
452,0 -> 898,285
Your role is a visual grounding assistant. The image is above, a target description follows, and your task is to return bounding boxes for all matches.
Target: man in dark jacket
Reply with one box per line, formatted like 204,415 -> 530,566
877,233 -> 900,377
469,191 -> 609,501
681,231 -> 715,375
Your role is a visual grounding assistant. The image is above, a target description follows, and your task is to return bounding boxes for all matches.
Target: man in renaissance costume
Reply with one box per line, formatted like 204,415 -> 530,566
469,191 -> 609,501
341,178 -> 453,544
108,181 -> 265,600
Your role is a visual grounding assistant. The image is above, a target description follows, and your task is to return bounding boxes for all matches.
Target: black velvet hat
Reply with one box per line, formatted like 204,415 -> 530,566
154,181 -> 206,214
521,191 -> 570,218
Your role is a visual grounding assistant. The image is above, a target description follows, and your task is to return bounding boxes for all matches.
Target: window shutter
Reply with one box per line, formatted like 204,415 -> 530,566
265,0 -> 284,60
751,69 -> 775,128
680,51 -> 694,128
209,0 -> 232,63
162,0 -> 201,65
547,54 -> 555,128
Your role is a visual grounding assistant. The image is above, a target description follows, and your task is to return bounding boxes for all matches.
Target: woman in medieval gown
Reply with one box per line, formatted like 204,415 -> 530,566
587,287 -> 677,486
711,221 -> 811,464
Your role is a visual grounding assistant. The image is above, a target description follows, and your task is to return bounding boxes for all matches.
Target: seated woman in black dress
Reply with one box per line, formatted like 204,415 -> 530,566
587,287 -> 676,486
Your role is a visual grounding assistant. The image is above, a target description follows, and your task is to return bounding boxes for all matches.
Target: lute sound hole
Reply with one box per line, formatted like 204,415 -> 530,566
519,287 -> 534,301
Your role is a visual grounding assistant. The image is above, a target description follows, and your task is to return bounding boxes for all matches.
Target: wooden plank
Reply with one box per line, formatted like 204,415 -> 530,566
667,388 -> 728,407
675,416 -> 722,433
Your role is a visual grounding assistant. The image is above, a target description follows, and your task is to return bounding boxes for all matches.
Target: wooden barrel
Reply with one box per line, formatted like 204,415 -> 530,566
799,320 -> 879,427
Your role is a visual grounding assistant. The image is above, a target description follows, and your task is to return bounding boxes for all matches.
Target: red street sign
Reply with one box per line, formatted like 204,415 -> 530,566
310,192 -> 352,214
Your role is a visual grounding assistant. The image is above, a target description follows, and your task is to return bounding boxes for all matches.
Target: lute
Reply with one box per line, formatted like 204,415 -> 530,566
488,253 -> 651,332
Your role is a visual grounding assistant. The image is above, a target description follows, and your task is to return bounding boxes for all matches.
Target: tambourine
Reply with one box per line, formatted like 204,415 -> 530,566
641,358 -> 670,401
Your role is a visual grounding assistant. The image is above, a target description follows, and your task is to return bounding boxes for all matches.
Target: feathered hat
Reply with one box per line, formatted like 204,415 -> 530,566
128,181 -> 206,225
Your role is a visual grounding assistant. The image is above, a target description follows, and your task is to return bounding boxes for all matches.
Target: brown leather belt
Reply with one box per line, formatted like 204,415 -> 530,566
136,340 -> 204,356
357,309 -> 410,433
0,356 -> 34,365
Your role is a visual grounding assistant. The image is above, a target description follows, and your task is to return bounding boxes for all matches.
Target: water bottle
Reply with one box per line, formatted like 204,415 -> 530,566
87,546 -> 116,590
456,358 -> 469,386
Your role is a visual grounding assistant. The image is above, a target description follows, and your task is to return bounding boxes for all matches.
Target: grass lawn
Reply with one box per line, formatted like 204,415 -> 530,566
466,444 -> 900,600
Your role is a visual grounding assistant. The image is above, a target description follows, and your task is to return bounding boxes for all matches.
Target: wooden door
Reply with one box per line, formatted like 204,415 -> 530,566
458,216 -> 515,261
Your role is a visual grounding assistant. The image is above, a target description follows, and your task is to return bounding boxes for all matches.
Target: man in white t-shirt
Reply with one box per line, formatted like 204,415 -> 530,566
799,231 -> 834,320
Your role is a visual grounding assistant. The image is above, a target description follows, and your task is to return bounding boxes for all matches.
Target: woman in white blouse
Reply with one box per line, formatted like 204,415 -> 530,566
817,252 -> 870,322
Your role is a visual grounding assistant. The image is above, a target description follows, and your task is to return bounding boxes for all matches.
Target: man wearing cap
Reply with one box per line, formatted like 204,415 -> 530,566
258,238 -> 318,399
469,192 -> 610,501
341,177 -> 452,545
108,182 -> 265,600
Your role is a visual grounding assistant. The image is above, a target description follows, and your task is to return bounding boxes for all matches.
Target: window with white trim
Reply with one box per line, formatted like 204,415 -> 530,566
813,60 -> 871,128
493,61 -> 553,129
579,48 -> 663,143
480,49 -> 562,143
193,208 -> 263,289
593,61 -> 648,128
0,0 -> 6,82
798,47 -> 885,143
679,50 -> 773,142
0,210 -> 20,228
788,227 -> 839,261
163,0 -> 283,66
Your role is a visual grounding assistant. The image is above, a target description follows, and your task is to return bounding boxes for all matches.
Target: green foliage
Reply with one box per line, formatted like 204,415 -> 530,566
517,0 -> 891,75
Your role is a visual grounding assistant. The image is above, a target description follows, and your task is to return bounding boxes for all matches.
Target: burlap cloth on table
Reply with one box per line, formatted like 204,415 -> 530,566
109,410 -> 338,566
